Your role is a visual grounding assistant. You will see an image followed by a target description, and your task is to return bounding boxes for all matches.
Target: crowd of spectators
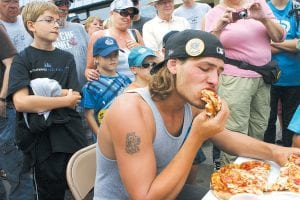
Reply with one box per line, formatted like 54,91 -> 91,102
0,0 -> 299,199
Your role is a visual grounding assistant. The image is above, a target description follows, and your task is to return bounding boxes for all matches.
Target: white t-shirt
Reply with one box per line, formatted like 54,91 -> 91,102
142,15 -> 190,54
1,15 -> 32,52
174,3 -> 211,30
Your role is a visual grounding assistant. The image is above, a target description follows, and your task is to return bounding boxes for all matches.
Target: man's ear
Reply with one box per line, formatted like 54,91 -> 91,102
167,59 -> 177,75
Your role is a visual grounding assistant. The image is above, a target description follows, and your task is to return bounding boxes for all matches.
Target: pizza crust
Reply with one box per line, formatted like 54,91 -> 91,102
212,190 -> 233,200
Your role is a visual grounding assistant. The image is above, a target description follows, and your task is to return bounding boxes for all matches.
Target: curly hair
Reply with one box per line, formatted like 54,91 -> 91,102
149,62 -> 176,101
149,58 -> 189,101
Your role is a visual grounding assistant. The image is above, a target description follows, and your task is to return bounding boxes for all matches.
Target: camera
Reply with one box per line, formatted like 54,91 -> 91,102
232,9 -> 248,22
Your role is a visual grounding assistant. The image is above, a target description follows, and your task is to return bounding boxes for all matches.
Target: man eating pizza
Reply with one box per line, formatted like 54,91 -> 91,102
93,29 -> 300,200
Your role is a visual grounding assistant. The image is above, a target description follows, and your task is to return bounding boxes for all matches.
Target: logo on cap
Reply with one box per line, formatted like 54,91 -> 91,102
185,38 -> 205,57
138,48 -> 147,53
216,47 -> 224,55
105,38 -> 114,46
168,49 -> 174,57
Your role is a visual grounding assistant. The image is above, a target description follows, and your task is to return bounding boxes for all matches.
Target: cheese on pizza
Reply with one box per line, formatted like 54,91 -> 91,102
211,161 -> 271,200
271,154 -> 300,192
211,154 -> 300,200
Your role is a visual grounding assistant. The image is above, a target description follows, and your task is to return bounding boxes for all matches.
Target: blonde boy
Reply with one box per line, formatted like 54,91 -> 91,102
7,1 -> 87,199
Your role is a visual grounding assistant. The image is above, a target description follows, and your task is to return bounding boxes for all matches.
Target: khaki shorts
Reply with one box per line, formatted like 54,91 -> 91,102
218,75 -> 270,165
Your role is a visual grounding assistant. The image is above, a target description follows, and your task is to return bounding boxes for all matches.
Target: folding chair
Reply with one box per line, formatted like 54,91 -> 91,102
66,143 -> 97,200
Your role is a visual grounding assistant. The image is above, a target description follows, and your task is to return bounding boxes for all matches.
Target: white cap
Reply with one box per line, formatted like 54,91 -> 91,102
110,0 -> 137,11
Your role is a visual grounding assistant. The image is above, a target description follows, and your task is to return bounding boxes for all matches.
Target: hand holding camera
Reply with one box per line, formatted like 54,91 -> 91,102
230,1 -> 269,23
232,9 -> 248,22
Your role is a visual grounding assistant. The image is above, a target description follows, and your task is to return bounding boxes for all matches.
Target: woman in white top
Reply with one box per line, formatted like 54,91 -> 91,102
85,0 -> 144,81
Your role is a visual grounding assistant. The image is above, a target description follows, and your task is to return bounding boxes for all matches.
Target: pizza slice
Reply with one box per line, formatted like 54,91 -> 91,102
200,89 -> 221,117
211,161 -> 271,200
239,161 -> 271,192
271,154 -> 300,192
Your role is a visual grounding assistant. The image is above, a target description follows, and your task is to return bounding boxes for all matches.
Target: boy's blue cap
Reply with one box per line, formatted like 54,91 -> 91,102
128,46 -> 156,67
93,36 -> 123,57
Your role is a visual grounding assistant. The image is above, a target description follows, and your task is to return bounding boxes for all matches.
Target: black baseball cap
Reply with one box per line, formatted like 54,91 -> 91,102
162,30 -> 179,48
151,29 -> 225,74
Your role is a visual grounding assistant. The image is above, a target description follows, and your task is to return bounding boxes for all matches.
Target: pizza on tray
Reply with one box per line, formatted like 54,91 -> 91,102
271,154 -> 300,193
210,154 -> 300,200
211,160 -> 271,200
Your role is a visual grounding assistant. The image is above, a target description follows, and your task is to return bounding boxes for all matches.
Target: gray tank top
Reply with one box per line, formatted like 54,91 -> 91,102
93,88 -> 193,200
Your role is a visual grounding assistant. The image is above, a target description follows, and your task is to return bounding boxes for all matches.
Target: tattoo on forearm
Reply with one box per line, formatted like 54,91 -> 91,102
125,132 -> 141,154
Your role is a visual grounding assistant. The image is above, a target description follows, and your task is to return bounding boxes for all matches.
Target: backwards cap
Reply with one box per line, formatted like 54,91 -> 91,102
150,29 -> 225,74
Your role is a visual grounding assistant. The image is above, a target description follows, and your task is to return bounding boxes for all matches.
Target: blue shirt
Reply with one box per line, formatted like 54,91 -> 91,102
80,73 -> 131,125
268,0 -> 300,86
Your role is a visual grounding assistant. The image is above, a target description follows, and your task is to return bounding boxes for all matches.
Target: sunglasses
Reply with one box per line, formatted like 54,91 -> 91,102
114,9 -> 137,19
54,0 -> 71,7
141,62 -> 157,69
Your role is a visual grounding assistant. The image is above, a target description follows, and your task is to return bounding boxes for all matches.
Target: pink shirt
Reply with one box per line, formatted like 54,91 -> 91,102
204,0 -> 277,77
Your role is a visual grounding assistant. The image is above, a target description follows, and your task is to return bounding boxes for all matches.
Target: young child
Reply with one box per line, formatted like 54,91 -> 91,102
7,1 -> 87,199
80,36 -> 131,138
126,46 -> 158,91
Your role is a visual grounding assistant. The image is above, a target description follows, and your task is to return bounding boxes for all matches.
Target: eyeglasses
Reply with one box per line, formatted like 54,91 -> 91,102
36,18 -> 60,25
114,9 -> 137,19
54,0 -> 71,7
141,62 -> 157,68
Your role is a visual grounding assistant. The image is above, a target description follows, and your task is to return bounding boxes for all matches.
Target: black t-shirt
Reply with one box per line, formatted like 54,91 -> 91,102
8,46 -> 87,162
8,46 -> 80,97
0,24 -> 17,92
131,16 -> 151,36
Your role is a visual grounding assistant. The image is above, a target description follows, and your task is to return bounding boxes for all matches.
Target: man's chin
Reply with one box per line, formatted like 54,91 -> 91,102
190,100 -> 206,109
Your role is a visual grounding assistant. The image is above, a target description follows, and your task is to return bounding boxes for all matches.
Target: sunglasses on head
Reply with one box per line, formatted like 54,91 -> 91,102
114,9 -> 136,19
54,0 -> 71,7
141,62 -> 157,69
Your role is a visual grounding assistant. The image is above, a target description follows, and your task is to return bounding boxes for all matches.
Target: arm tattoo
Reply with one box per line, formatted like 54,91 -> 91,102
125,132 -> 141,154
